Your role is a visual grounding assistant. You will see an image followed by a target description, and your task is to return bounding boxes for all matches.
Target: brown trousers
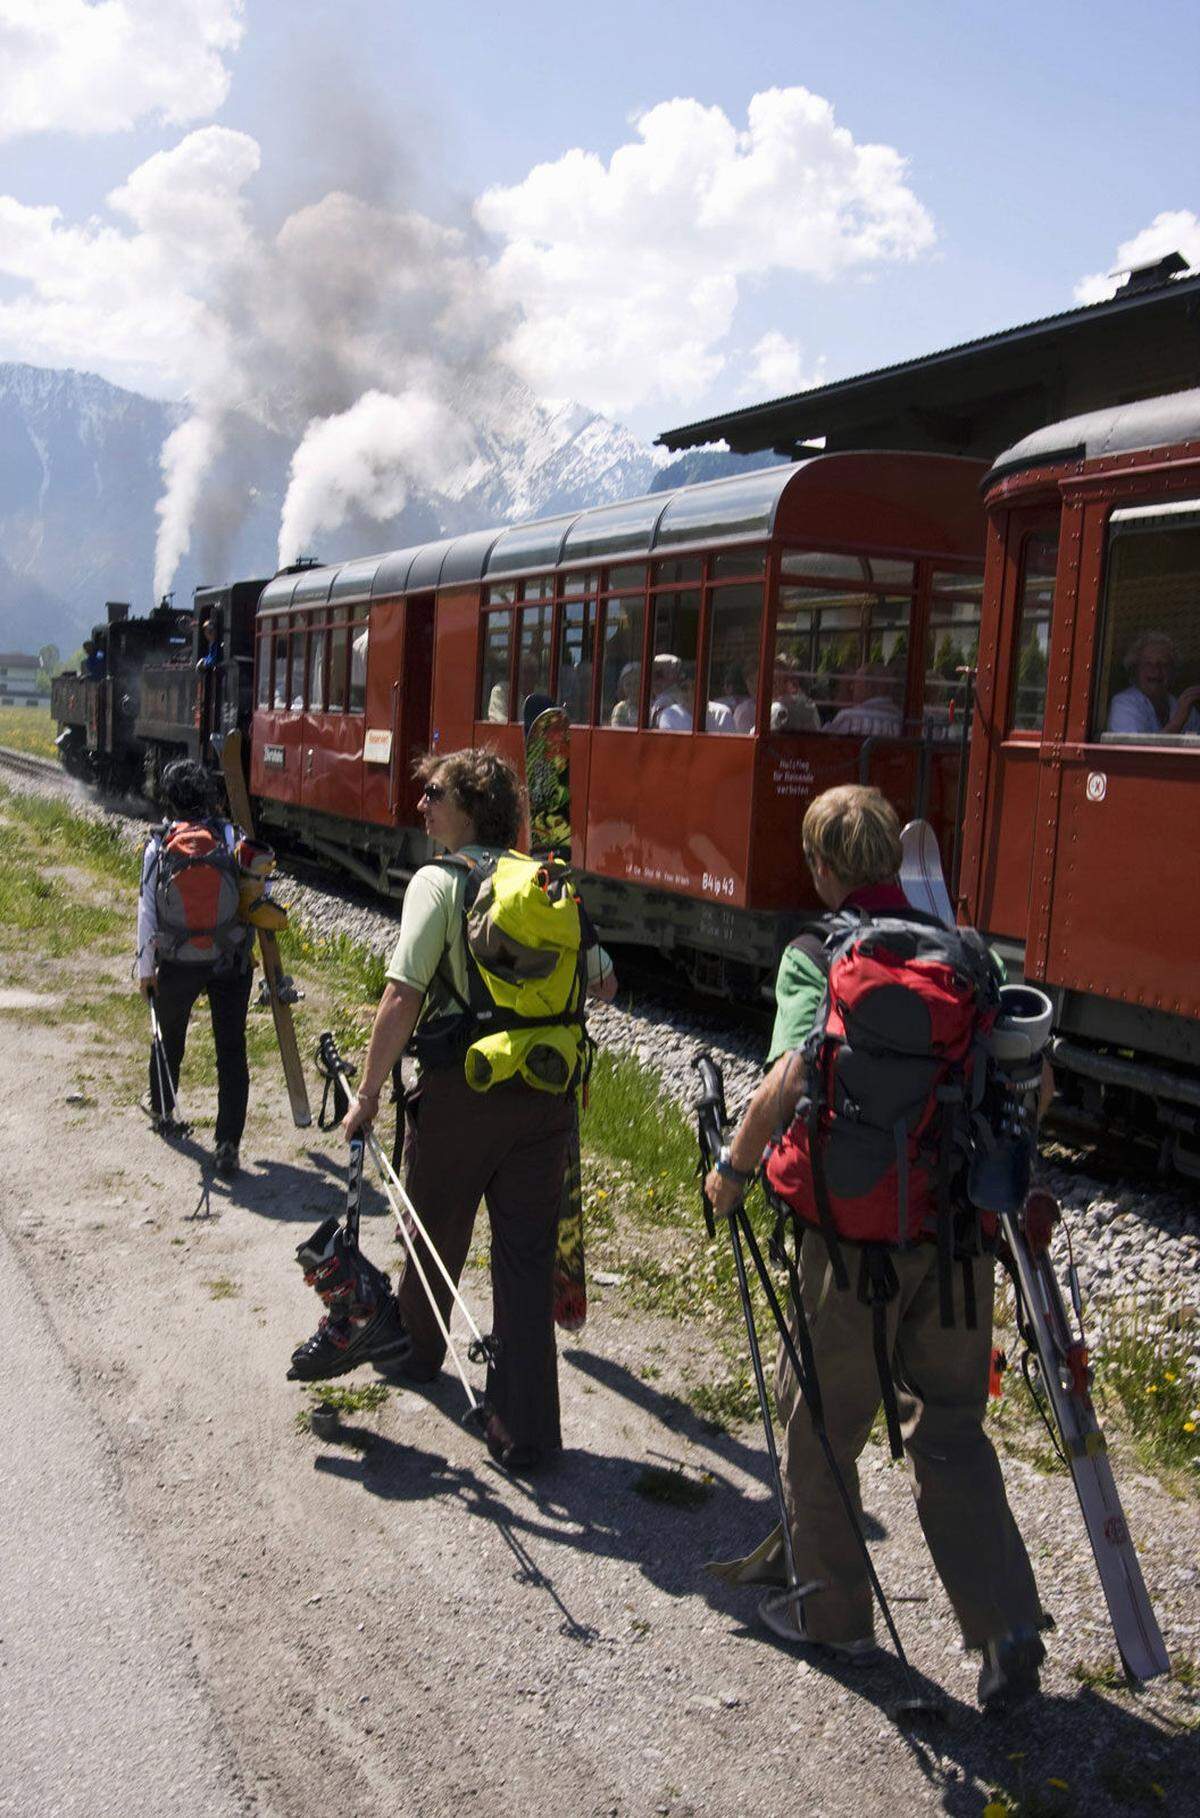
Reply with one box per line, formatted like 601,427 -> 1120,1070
397,1068 -> 573,1455
775,1228 -> 1042,1648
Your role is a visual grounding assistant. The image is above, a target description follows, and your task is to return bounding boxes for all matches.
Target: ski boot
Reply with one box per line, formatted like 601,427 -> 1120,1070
977,1628 -> 1046,1713
287,1217 -> 413,1381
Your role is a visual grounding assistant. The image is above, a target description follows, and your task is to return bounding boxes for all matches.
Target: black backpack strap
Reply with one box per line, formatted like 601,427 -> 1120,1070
806,1040 -> 849,1292
856,1245 -> 904,1460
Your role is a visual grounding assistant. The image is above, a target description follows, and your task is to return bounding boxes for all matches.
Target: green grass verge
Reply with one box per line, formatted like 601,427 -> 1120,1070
0,704 -> 57,760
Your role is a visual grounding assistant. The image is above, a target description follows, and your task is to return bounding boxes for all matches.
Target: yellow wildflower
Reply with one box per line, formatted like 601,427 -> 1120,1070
1147,1384 -> 1159,1394
983,1804 -> 1009,1818
1184,1421 -> 1196,1434
1047,1778 -> 1069,1791
1164,1371 -> 1177,1382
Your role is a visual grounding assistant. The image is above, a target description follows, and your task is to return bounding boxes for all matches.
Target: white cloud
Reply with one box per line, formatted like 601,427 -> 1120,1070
0,125 -> 259,395
476,86 -> 935,415
0,0 -> 244,141
1075,210 -> 1200,305
743,331 -> 824,398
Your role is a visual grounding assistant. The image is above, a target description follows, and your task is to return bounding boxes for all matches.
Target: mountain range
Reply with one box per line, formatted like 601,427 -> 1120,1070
0,361 -> 779,653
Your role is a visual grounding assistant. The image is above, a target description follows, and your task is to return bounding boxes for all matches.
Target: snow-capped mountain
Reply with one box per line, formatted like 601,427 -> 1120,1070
0,362 -> 667,649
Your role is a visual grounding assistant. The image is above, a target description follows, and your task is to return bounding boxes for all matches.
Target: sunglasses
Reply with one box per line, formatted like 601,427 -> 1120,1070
420,781 -> 446,802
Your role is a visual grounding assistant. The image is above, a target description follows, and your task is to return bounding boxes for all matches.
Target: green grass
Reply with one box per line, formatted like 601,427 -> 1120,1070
203,1277 -> 239,1299
0,704 -> 56,759
1095,1320 -> 1200,1485
631,1463 -> 713,1508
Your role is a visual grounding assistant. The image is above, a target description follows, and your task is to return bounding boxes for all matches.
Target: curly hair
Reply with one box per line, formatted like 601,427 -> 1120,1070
414,746 -> 524,849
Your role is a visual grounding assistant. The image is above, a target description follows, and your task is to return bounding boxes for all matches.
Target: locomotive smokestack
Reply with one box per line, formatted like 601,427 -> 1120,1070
106,601 -> 131,625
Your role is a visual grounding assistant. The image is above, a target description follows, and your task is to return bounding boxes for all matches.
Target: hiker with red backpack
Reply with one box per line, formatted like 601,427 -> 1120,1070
704,784 -> 1049,1712
136,759 -> 253,1178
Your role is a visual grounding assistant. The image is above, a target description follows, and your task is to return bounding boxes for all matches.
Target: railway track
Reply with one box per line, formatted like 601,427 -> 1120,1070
0,745 -> 64,782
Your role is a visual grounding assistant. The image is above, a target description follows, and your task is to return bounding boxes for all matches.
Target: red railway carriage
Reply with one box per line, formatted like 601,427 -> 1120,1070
250,452 -> 985,987
960,388 -> 1200,1174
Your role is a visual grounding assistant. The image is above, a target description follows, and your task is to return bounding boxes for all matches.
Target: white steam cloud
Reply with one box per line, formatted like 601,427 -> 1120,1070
0,0 -> 244,142
0,83 -> 939,594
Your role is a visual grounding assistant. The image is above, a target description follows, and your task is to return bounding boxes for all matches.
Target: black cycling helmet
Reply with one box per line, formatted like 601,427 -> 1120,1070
162,758 -> 215,816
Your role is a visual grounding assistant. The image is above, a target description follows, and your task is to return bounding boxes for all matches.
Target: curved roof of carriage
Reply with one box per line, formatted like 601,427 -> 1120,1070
257,459 -> 819,611
986,386 -> 1200,490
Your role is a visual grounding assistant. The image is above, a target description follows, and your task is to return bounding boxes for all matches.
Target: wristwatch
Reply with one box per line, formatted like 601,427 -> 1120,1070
716,1145 -> 754,1185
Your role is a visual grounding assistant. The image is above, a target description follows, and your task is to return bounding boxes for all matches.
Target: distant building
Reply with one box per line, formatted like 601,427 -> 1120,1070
0,653 -> 48,704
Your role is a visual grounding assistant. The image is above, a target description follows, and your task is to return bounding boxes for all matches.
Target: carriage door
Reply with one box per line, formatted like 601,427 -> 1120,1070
961,511 -> 1058,945
300,594 -> 364,825
1035,493 -> 1200,1017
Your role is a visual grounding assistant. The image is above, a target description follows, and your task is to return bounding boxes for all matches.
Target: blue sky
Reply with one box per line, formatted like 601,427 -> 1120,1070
1,0 -> 1196,583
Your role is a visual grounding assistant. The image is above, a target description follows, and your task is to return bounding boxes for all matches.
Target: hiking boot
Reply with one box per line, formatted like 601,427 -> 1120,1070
977,1629 -> 1046,1713
214,1141 -> 240,1178
287,1295 -> 412,1382
758,1590 -> 881,1665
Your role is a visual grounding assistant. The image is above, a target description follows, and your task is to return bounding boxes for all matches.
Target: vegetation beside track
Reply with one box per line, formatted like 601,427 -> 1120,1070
0,703 -> 58,760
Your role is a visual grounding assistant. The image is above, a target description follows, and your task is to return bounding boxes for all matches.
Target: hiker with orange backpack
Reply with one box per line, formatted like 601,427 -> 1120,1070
136,759 -> 254,1178
704,784 -> 1050,1712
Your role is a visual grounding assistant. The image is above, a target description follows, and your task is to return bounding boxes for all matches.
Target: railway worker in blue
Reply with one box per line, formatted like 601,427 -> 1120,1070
706,784 -> 1048,1712
341,747 -> 616,1473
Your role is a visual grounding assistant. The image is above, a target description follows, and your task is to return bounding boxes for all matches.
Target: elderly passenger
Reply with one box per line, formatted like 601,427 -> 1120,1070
1107,630 -> 1200,736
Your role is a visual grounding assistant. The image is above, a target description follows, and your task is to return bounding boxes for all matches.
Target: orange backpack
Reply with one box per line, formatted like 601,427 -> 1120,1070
154,819 -> 246,965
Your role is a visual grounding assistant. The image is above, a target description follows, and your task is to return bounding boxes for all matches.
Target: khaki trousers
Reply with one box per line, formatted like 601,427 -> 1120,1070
398,1069 -> 572,1455
775,1228 -> 1042,1648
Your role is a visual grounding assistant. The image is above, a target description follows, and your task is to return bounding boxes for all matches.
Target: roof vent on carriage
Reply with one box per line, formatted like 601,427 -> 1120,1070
1115,251 -> 1191,294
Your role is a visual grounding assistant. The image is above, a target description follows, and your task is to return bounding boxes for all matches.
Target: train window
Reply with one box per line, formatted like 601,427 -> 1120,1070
648,590 -> 703,730
517,604 -> 553,715
706,583 -> 763,735
561,569 -> 596,597
557,601 -> 595,725
924,569 -> 984,743
273,632 -> 288,709
480,611 -> 513,722
256,632 -> 271,708
289,626 -> 305,711
782,550 -> 871,584
485,582 -> 517,606
607,563 -> 646,593
307,627 -> 326,712
1094,504 -> 1200,743
599,595 -> 644,728
349,622 -> 368,714
327,623 -> 348,713
710,548 -> 766,580
653,558 -> 702,586
774,586 -> 912,733
524,576 -> 555,601
1009,534 -> 1057,733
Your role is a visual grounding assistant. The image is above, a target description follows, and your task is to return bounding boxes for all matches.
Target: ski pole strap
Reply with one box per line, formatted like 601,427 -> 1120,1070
314,1031 -> 355,1129
857,1245 -> 904,1460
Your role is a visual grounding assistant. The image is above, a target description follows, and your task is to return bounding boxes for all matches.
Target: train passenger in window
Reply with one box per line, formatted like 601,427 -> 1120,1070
823,663 -> 902,738
649,653 -> 733,732
610,661 -> 641,727
713,663 -> 755,733
488,653 -> 540,726
560,657 -> 593,725
1106,630 -> 1200,737
769,652 -> 821,733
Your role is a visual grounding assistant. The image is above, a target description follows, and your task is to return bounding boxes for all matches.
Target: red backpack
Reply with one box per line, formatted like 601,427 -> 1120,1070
764,909 -> 1001,1453
154,819 -> 246,966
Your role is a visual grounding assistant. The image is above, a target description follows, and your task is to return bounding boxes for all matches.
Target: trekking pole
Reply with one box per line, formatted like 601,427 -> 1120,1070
693,1055 -> 943,1721
693,1056 -> 804,1606
314,1033 -> 498,1422
147,989 -> 190,1137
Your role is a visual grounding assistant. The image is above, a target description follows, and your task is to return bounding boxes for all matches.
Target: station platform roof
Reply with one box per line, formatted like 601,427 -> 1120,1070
656,257 -> 1200,463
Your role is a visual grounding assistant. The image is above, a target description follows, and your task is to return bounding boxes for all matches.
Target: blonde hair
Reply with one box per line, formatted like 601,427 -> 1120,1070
802,785 -> 901,891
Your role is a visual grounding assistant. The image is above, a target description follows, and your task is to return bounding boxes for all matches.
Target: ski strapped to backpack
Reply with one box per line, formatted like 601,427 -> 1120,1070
150,817 -> 249,965
764,906 -> 1019,1457
411,850 -> 596,1097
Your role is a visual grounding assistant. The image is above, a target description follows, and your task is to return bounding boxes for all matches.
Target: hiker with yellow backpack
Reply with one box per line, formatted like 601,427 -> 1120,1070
338,747 -> 615,1473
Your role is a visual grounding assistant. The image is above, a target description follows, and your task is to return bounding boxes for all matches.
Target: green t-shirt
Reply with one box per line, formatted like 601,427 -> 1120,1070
766,941 -> 827,1065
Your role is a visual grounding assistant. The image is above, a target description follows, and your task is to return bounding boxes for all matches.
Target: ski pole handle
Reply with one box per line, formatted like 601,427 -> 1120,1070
692,1053 -> 730,1239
